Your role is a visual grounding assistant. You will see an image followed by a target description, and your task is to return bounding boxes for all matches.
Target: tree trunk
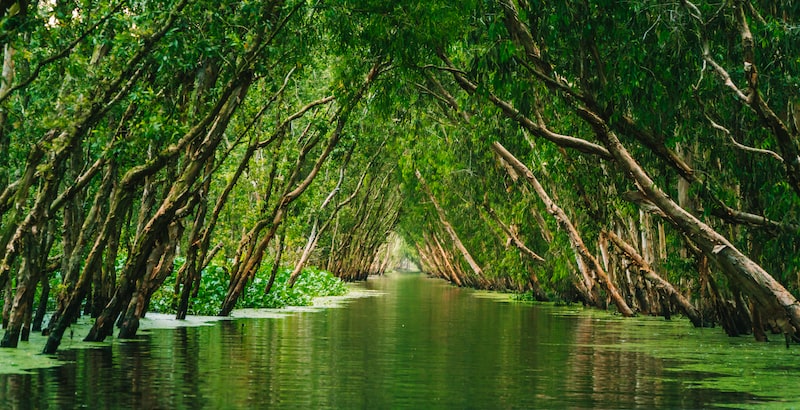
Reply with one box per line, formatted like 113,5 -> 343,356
119,220 -> 183,338
431,233 -> 464,286
263,229 -> 286,295
491,142 -> 635,317
32,272 -> 50,332
174,152 -> 215,319
1,231 -> 45,347
602,230 -> 702,327
219,61 -> 383,315
1,166 -> 60,347
497,0 -> 800,340
582,109 -> 800,338
88,77 -> 252,341
416,170 -> 488,287
2,279 -> 11,328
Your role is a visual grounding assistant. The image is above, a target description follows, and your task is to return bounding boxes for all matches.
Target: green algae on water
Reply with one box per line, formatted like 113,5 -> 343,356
500,295 -> 800,408
0,333 -> 69,374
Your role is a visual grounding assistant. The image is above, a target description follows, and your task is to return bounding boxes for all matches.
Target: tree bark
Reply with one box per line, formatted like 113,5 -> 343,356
416,169 -> 488,287
491,142 -> 635,317
219,60 -> 384,315
603,229 -> 702,327
1,163 -> 60,347
86,76 -> 253,341
581,107 -> 800,337
118,220 -> 183,339
497,0 -> 800,339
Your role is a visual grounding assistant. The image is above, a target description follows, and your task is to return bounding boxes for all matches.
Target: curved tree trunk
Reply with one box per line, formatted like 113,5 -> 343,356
1,166 -> 61,347
416,170 -> 489,287
586,111 -> 800,337
602,229 -> 702,327
118,220 -> 183,339
491,142 -> 635,317
219,60 -> 384,315
87,77 -> 253,341
496,0 -> 800,339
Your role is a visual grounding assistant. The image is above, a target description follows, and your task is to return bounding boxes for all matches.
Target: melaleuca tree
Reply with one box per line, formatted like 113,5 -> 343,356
465,0 -> 800,337
330,0 -> 800,339
2,0 -> 799,354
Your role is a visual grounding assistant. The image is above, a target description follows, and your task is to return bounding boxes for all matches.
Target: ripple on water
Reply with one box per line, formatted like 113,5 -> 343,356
1,275 -> 798,409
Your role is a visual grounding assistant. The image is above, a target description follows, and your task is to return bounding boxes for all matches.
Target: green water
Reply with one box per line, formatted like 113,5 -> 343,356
1,272 -> 798,408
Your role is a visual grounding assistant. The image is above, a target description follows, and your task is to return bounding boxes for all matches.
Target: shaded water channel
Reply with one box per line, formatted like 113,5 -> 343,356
2,272 -> 799,409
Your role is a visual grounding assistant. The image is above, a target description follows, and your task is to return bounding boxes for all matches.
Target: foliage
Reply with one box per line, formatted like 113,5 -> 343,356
149,262 -> 347,316
1,0 -> 800,352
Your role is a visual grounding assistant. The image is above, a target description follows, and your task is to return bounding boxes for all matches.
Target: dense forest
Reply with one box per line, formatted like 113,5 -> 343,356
0,0 -> 799,354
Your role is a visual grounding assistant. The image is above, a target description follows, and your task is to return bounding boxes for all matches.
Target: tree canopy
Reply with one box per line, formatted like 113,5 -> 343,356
0,0 -> 799,353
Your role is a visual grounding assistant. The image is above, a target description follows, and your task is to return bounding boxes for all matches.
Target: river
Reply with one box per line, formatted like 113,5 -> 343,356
2,272 -> 799,408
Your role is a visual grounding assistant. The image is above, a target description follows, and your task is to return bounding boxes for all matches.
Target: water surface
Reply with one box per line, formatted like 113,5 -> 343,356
1,273 -> 796,408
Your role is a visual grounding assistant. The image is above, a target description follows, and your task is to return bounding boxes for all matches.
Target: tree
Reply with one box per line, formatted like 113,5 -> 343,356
1,0 -> 799,355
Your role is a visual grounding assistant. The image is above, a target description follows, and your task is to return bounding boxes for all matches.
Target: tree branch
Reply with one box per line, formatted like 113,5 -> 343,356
705,114 -> 783,162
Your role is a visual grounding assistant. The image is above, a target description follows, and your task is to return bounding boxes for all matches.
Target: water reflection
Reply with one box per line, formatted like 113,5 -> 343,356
0,273 -> 770,409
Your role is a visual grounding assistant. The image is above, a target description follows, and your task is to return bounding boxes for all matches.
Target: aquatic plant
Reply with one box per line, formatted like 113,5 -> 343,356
149,263 -> 347,316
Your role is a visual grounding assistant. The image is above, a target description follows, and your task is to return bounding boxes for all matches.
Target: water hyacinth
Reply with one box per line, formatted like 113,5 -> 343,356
150,262 -> 348,316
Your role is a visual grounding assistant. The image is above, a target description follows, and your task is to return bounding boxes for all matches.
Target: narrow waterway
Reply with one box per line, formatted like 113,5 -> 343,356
1,272 -> 796,408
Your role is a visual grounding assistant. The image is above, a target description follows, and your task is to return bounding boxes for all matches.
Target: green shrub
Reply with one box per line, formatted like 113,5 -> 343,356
149,262 -> 348,316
